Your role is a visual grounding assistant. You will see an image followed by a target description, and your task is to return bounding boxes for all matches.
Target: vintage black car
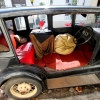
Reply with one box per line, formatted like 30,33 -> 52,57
0,5 -> 100,100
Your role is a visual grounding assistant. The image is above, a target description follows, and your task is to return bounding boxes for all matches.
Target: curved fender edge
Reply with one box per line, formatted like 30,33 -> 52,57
0,65 -> 47,89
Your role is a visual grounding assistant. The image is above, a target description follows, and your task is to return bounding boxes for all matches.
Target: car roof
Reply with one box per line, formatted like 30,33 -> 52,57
0,5 -> 100,18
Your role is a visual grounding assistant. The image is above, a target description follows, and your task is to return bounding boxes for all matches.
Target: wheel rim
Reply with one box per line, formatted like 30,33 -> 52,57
10,82 -> 37,99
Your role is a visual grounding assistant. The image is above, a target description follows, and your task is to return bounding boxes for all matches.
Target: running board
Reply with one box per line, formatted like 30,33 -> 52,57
46,74 -> 100,89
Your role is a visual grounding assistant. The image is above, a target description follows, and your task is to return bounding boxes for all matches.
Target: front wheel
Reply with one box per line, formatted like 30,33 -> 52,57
4,78 -> 42,100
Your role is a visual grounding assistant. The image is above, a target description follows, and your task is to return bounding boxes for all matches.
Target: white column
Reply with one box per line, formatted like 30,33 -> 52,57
90,0 -> 98,6
87,0 -> 98,24
53,0 -> 65,5
84,0 -> 91,6
4,0 -> 12,7
77,0 -> 84,6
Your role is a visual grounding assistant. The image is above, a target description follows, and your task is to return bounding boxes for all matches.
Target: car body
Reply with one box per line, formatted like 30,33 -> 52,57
0,5 -> 100,99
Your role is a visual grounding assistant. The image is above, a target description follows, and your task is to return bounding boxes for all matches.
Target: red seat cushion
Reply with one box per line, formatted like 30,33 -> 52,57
16,42 -> 35,65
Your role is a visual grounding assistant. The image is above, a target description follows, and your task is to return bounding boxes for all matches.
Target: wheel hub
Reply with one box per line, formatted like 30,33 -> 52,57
17,82 -> 31,94
10,82 -> 37,98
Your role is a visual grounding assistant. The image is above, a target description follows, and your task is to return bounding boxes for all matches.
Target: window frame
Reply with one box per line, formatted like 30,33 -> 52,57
0,18 -> 16,58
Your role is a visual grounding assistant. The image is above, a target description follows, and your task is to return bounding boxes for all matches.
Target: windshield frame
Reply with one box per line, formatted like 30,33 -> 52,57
0,6 -> 100,18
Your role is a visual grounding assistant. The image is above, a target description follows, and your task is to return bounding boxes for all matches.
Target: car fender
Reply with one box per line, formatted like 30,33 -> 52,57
0,65 -> 47,86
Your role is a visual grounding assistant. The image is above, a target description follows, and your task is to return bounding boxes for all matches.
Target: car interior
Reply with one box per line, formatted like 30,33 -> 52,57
0,13 -> 97,71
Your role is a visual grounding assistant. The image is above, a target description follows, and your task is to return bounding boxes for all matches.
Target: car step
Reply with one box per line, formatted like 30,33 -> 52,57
46,74 -> 100,89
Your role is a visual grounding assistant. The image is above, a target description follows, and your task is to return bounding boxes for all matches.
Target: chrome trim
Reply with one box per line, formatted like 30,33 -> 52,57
0,6 -> 100,18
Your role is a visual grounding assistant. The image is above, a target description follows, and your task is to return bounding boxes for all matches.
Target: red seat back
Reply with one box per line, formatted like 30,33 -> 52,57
0,30 -> 17,49
0,34 -> 9,47
10,34 -> 17,49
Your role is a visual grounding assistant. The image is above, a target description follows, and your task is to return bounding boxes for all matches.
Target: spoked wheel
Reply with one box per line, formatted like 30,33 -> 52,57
4,78 -> 42,100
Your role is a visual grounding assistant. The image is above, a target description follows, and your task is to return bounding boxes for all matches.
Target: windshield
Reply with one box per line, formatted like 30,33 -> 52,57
75,14 -> 100,28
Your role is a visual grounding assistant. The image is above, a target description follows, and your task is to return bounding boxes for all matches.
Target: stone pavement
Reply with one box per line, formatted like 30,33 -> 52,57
39,91 -> 100,100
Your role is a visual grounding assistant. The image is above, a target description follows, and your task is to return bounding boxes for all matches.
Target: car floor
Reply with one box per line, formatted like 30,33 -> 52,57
34,43 -> 93,70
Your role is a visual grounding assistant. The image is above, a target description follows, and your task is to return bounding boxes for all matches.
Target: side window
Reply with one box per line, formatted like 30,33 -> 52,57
53,14 -> 72,28
0,28 -> 10,52
5,20 -> 13,30
75,14 -> 87,26
75,14 -> 96,26
14,17 -> 26,31
28,14 -> 48,29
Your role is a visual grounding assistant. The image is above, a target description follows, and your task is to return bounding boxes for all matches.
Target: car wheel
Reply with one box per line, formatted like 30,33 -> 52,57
4,77 -> 42,100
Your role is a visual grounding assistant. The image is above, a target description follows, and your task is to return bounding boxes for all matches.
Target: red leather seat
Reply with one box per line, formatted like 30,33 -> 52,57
16,42 -> 35,64
0,31 -> 34,65
0,34 -> 9,47
0,30 -> 17,49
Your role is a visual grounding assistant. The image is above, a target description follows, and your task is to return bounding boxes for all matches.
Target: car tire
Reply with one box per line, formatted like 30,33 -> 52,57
4,77 -> 42,100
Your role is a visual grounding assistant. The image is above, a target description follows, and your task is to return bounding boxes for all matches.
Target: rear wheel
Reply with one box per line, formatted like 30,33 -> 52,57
4,78 -> 42,100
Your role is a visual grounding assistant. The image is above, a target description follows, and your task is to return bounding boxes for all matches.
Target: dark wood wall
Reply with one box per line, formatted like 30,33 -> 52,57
11,0 -> 26,7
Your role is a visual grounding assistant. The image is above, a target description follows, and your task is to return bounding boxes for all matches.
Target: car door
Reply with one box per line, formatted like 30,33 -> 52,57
0,18 -> 18,71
